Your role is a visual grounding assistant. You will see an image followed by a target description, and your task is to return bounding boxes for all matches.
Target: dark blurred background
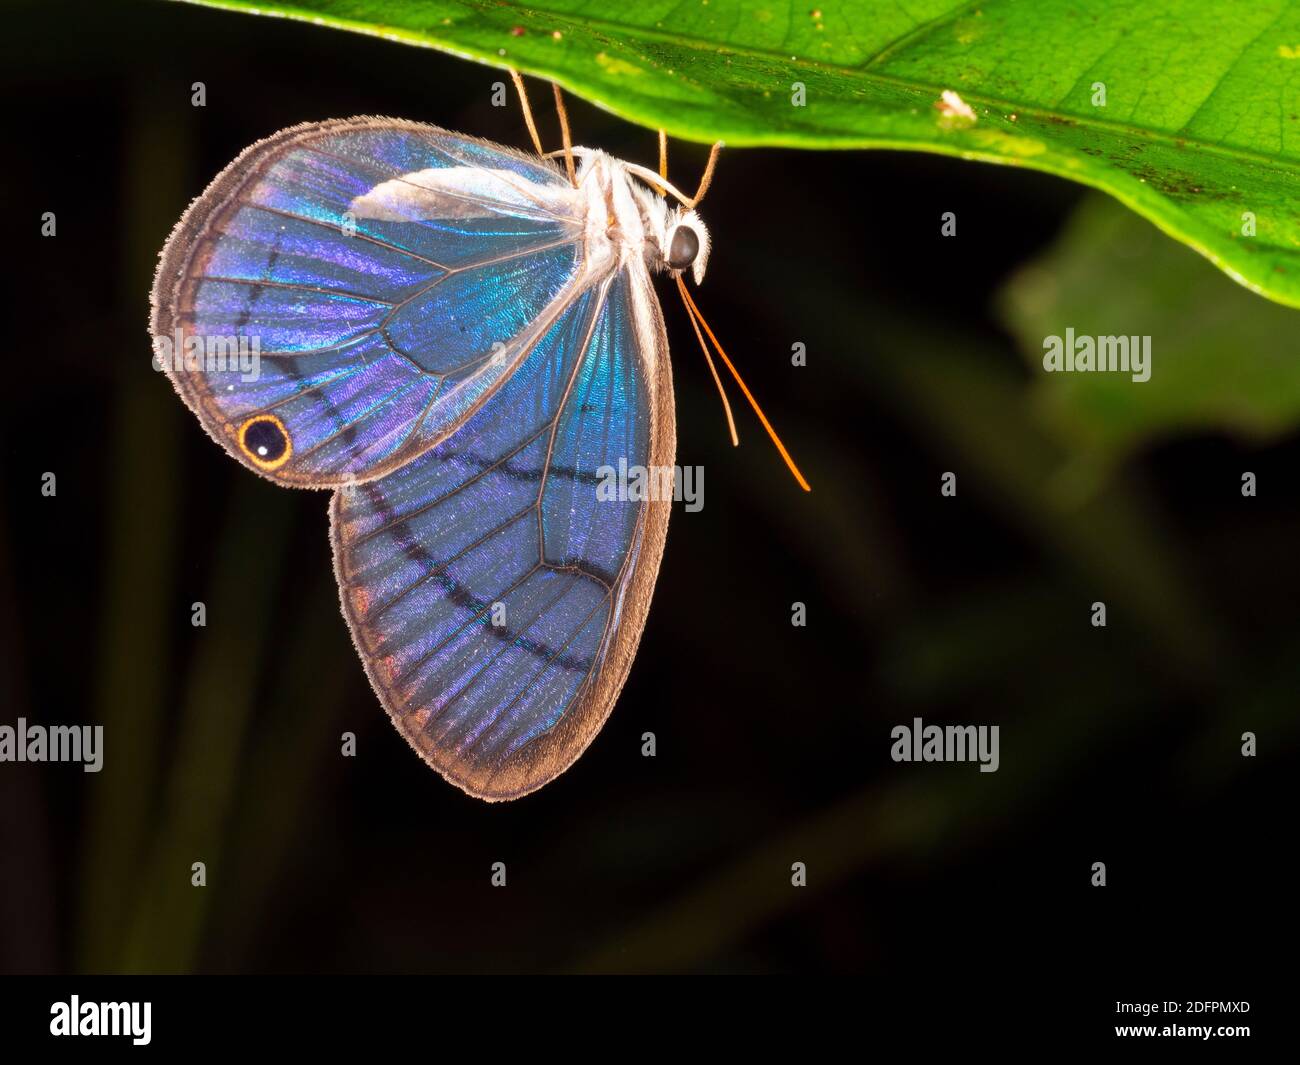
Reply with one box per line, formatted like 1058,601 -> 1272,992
1,0 -> 1296,979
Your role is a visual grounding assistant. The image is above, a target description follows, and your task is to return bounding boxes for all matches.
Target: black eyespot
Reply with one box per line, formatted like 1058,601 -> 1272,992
667,225 -> 700,270
239,414 -> 292,470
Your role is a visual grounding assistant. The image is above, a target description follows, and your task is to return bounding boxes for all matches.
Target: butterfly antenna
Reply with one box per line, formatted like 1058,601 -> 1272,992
676,276 -> 739,446
508,69 -> 546,158
677,281 -> 811,491
551,83 -> 578,186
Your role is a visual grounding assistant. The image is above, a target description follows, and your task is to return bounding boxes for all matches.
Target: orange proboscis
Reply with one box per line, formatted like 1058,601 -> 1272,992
676,277 -> 812,493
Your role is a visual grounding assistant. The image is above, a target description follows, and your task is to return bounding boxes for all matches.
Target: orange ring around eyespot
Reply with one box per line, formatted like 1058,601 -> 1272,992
237,413 -> 293,471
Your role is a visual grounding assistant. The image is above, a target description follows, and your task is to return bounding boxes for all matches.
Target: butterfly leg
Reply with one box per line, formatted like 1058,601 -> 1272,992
642,129 -> 670,198
551,83 -> 577,187
685,142 -> 723,208
508,68 -> 546,158
652,132 -> 722,208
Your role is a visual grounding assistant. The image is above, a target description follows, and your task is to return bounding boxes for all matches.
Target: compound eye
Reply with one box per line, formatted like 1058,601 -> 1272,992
666,225 -> 700,271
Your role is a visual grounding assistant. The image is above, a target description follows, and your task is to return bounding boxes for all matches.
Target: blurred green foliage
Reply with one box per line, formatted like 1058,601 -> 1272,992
1002,195 -> 1300,475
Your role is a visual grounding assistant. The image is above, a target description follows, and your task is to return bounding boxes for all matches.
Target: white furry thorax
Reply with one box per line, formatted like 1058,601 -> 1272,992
569,149 -> 711,286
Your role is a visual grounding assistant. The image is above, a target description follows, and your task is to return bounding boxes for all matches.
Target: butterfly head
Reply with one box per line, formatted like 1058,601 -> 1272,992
616,157 -> 711,284
663,207 -> 711,285
645,203 -> 709,287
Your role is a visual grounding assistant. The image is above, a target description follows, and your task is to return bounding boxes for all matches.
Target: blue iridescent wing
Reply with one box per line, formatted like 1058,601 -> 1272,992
331,265 -> 676,800
150,117 -> 584,485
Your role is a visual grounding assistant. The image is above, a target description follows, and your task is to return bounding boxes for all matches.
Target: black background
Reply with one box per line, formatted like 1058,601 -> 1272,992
0,0 -> 1293,1020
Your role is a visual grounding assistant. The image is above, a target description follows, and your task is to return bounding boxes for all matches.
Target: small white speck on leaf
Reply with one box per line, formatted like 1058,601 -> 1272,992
935,89 -> 977,121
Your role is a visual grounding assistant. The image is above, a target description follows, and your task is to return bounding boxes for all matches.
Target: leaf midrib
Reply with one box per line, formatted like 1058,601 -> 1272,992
480,0 -> 1300,174
189,0 -> 1300,176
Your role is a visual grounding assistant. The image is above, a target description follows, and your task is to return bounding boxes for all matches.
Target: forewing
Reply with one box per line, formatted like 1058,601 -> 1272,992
150,117 -> 584,486
331,265 -> 676,800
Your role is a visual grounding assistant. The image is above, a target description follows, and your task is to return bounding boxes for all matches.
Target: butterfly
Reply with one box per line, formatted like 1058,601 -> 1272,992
150,91 -> 808,801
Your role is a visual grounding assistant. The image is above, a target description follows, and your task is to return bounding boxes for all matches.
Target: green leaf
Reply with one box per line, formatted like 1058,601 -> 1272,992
999,193 -> 1300,465
173,0 -> 1300,308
